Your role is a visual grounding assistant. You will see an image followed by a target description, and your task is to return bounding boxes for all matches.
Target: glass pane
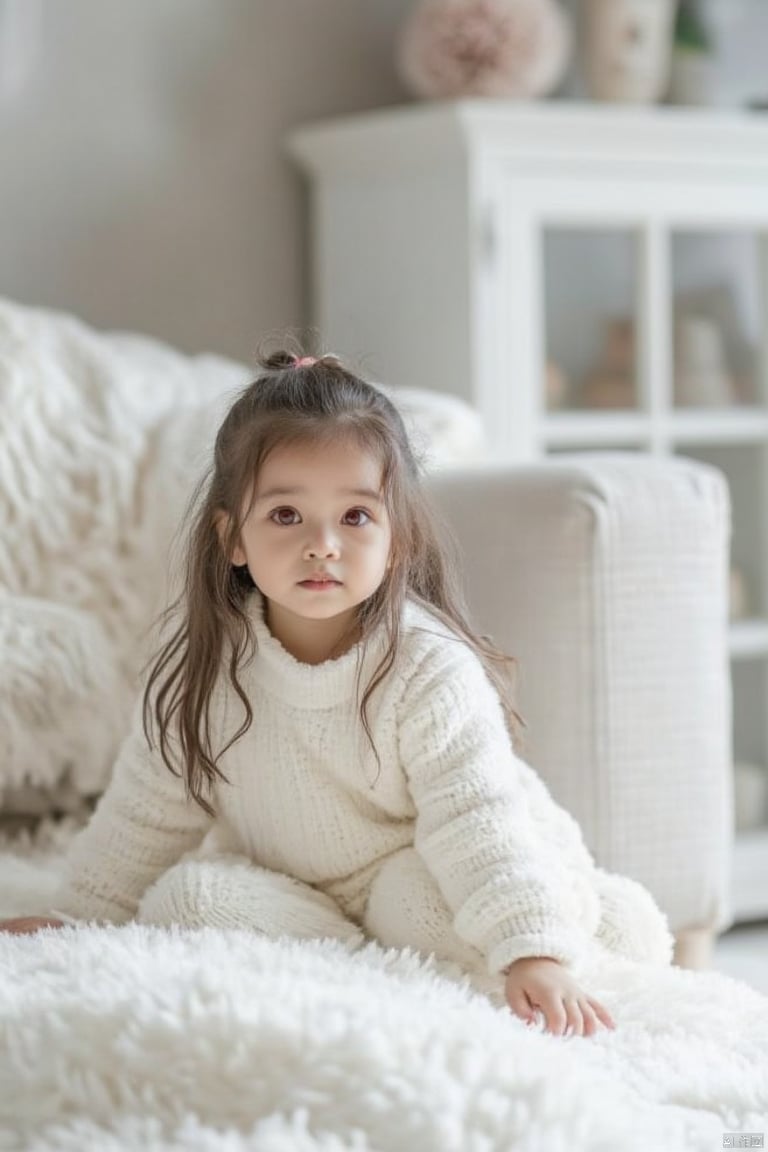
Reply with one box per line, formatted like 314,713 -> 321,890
732,662 -> 768,834
671,231 -> 765,409
676,443 -> 765,622
547,445 -> 645,456
542,228 -> 640,413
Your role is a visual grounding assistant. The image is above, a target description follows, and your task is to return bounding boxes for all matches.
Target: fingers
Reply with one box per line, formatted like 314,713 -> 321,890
588,997 -> 616,1032
505,986 -> 536,1025
0,918 -> 33,934
504,968 -> 616,1039
563,997 -> 586,1037
541,995 -> 568,1037
510,988 -> 571,1037
11,919 -> 39,934
0,917 -> 64,935
506,985 -> 576,1037
577,999 -> 600,1037
507,992 -> 614,1039
560,995 -> 617,1038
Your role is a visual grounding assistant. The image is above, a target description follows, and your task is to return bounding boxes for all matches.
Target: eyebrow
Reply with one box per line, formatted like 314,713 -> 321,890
254,486 -> 384,505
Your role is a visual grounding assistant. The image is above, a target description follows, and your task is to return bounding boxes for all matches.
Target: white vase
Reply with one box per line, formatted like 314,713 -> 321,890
668,47 -> 717,106
583,0 -> 678,104
675,316 -> 733,407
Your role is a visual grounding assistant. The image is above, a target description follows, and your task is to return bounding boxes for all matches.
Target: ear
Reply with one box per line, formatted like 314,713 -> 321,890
214,511 -> 247,567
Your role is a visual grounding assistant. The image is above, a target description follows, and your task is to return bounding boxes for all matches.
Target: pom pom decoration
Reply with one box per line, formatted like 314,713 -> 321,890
397,0 -> 572,100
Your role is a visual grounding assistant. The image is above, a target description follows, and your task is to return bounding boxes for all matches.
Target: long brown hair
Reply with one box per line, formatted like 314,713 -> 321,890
143,350 -> 523,815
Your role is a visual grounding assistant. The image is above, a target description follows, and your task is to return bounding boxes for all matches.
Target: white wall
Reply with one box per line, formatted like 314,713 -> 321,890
1,1 -> 765,365
0,0 -> 412,360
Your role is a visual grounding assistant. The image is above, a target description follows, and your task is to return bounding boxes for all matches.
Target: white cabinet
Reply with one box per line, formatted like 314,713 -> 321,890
289,101 -> 768,922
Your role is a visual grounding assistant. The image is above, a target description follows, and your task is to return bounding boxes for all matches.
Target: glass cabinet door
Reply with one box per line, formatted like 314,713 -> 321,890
670,230 -> 765,411
542,228 -> 642,414
542,219 -> 768,894
669,229 -> 768,877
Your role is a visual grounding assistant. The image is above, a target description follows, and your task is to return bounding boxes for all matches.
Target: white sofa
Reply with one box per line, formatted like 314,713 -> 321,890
428,457 -> 733,967
0,297 -> 733,966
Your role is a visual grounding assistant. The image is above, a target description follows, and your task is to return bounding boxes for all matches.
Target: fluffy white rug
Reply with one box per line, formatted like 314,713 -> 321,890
1,827 -> 767,1151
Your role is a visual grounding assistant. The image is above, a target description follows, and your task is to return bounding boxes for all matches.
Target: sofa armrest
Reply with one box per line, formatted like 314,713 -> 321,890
426,453 -> 733,936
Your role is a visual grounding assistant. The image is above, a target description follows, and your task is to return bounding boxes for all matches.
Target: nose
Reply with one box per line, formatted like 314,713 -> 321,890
302,528 -> 340,561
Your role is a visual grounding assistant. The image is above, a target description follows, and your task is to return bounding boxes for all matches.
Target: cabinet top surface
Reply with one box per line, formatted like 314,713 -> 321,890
288,100 -> 768,178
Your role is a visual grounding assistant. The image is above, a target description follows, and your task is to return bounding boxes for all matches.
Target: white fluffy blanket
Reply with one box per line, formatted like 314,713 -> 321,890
1,825 -> 767,1151
0,299 -> 250,804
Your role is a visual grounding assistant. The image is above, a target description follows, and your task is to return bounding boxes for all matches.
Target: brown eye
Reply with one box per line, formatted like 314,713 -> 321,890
342,508 -> 371,526
270,508 -> 299,525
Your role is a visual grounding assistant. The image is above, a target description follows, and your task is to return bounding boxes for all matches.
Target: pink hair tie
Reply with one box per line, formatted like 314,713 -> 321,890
294,356 -> 317,368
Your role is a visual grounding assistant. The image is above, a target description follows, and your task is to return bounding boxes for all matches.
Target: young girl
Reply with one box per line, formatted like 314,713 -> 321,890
1,351 -> 673,1037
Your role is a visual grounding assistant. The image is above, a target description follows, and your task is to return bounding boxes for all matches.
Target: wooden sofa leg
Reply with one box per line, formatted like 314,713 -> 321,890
673,927 -> 715,970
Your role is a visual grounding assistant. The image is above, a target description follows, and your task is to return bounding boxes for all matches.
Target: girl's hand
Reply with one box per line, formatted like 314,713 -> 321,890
0,916 -> 67,935
504,956 -> 616,1038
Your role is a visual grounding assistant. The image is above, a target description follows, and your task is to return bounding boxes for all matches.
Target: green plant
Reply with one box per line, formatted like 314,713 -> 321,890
674,0 -> 713,54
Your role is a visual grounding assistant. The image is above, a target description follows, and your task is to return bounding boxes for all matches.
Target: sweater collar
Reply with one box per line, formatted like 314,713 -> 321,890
245,591 -> 390,710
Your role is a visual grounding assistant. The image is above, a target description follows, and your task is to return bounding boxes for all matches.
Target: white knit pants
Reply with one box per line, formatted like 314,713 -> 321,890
136,845 -> 672,970
136,846 -> 482,967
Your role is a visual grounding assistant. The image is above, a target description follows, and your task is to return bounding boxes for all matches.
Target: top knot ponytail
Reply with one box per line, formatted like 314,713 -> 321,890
259,350 -> 343,374
261,350 -> 296,371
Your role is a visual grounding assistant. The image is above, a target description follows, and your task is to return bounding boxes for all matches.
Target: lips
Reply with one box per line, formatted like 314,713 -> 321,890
298,574 -> 341,588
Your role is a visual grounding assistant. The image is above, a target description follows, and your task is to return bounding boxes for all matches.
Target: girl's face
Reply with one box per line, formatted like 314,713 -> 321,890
231,437 -> 392,656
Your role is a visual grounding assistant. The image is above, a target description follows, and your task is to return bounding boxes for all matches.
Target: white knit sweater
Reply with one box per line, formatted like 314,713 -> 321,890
51,593 -> 604,974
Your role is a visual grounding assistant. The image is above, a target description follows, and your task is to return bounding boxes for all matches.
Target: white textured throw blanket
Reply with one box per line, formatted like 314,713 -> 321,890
1,827 -> 767,1151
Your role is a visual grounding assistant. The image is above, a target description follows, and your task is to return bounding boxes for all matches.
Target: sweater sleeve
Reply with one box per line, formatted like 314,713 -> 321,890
397,637 -> 589,975
49,699 -> 214,925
